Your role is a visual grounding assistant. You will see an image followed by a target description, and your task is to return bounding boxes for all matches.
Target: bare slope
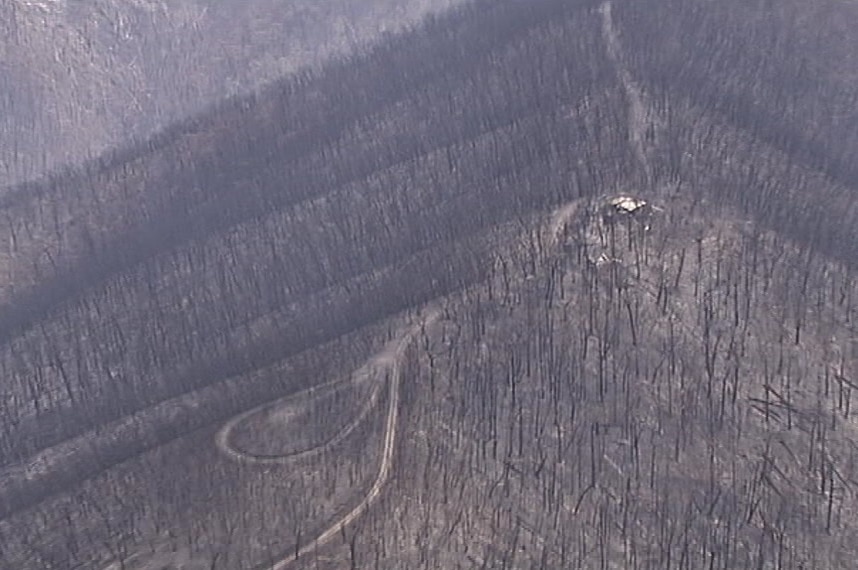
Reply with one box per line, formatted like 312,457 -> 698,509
0,0 -> 464,188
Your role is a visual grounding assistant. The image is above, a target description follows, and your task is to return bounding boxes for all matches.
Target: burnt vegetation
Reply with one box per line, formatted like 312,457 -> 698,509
1,0 -> 857,568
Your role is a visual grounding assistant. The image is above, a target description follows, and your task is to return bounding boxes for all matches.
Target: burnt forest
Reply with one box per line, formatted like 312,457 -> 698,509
1,0 -> 858,568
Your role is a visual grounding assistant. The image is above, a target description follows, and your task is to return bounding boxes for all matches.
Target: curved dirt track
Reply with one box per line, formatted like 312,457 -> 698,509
216,364 -> 385,464
250,201 -> 580,568
90,198 -> 583,570
266,309 -> 441,570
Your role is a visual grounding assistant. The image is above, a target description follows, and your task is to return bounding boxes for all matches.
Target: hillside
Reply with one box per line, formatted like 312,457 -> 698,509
0,0 -> 462,188
1,0 -> 857,568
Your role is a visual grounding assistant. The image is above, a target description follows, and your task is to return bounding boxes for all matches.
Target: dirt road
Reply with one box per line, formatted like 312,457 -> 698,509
225,309 -> 440,569
600,1 -> 659,181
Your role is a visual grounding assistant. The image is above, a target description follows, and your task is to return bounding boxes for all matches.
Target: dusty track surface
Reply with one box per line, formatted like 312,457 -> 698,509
548,201 -> 582,244
600,1 -> 660,180
254,309 -> 441,569
215,362 -> 385,465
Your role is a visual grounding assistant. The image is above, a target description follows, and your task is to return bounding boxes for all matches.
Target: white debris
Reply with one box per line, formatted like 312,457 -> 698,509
608,196 -> 647,213
595,253 -> 613,266
20,0 -> 64,14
